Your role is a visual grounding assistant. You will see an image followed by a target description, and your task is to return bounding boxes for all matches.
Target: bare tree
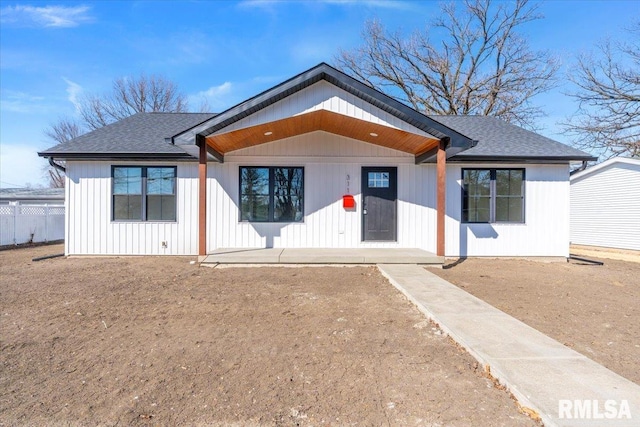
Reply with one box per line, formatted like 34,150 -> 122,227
80,74 -> 189,130
43,74 -> 189,187
562,24 -> 640,159
45,117 -> 82,144
335,0 -> 558,128
42,117 -> 82,188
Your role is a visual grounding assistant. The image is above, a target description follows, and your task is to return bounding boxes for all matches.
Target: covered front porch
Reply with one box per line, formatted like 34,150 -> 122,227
172,64 -> 476,259
201,248 -> 443,265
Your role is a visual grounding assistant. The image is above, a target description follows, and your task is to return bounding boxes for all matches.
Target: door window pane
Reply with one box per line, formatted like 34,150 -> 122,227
368,172 -> 390,188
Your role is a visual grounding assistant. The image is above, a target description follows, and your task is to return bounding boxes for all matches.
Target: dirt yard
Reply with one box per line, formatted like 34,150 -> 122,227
0,245 -> 538,427
432,257 -> 640,385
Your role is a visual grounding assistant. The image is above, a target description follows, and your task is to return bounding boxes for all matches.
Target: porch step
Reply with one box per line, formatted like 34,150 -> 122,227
201,248 -> 443,265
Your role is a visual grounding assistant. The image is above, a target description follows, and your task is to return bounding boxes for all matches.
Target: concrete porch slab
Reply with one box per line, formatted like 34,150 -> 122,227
203,248 -> 284,264
201,248 -> 443,265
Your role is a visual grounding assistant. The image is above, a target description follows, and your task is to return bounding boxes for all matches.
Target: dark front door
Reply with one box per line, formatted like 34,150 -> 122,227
362,167 -> 397,241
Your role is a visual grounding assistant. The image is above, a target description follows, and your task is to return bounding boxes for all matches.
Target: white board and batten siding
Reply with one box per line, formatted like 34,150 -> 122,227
207,131 -> 436,251
207,131 -> 570,257
570,158 -> 640,251
66,136 -> 571,257
446,163 -> 570,257
214,81 -> 434,137
65,161 -> 199,255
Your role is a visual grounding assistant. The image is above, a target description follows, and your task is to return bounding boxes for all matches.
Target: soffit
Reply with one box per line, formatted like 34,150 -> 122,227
205,110 -> 440,156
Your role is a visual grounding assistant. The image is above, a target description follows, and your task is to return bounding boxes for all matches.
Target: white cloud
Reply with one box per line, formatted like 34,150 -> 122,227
0,90 -> 47,113
0,4 -> 93,28
0,144 -> 48,188
189,82 -> 234,112
63,78 -> 83,111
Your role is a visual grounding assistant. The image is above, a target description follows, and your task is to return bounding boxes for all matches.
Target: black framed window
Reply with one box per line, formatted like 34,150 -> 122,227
462,168 -> 524,223
112,166 -> 176,221
240,166 -> 304,222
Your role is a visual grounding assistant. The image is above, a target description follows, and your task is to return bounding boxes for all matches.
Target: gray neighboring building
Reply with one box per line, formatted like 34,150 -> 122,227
570,157 -> 640,251
0,187 -> 65,205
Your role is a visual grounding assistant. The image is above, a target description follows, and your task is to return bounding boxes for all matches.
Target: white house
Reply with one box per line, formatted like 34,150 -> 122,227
38,63 -> 594,258
570,157 -> 640,251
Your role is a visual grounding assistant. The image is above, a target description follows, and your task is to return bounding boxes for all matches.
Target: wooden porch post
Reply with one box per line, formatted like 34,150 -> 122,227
197,135 -> 207,257
436,139 -> 446,257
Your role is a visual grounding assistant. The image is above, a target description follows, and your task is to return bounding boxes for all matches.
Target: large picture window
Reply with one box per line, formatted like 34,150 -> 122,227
240,166 -> 304,222
462,168 -> 524,223
112,166 -> 176,221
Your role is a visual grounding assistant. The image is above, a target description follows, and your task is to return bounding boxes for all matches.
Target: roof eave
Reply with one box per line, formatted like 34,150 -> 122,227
37,151 -> 197,161
447,154 -> 598,163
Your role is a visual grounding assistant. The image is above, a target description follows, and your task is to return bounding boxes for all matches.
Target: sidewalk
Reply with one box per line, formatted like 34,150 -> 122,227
378,264 -> 640,427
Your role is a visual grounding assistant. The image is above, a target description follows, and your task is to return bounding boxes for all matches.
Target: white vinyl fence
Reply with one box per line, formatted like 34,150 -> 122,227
0,204 -> 65,246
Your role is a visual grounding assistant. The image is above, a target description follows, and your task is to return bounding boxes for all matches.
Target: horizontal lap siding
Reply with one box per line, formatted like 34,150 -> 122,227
207,132 -> 437,251
445,164 -> 570,257
571,163 -> 640,250
66,161 -> 198,255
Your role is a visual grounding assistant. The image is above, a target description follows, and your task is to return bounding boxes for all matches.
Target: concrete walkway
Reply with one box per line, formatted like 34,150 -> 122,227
378,264 -> 640,427
202,248 -> 443,265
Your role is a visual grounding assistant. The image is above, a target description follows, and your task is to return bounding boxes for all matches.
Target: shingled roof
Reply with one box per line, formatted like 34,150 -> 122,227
38,112 -> 215,160
37,64 -> 594,163
431,116 -> 596,162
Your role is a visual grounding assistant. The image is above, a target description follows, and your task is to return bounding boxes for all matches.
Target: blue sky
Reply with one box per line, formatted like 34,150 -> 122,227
0,0 -> 637,188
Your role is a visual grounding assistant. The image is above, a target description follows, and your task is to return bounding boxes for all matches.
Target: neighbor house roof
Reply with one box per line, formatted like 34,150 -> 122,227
570,157 -> 640,181
0,187 -> 65,202
38,112 -> 216,160
431,116 -> 597,162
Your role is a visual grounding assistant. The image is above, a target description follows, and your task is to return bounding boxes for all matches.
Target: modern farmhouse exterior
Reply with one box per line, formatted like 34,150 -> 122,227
38,63 -> 594,257
570,157 -> 640,251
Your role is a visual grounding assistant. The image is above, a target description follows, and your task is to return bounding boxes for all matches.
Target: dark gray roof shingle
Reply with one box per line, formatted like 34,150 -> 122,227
429,115 -> 595,161
38,112 -> 216,158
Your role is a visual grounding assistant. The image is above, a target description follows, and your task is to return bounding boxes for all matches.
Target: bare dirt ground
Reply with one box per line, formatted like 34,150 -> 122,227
432,257 -> 640,385
0,244 -> 538,427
